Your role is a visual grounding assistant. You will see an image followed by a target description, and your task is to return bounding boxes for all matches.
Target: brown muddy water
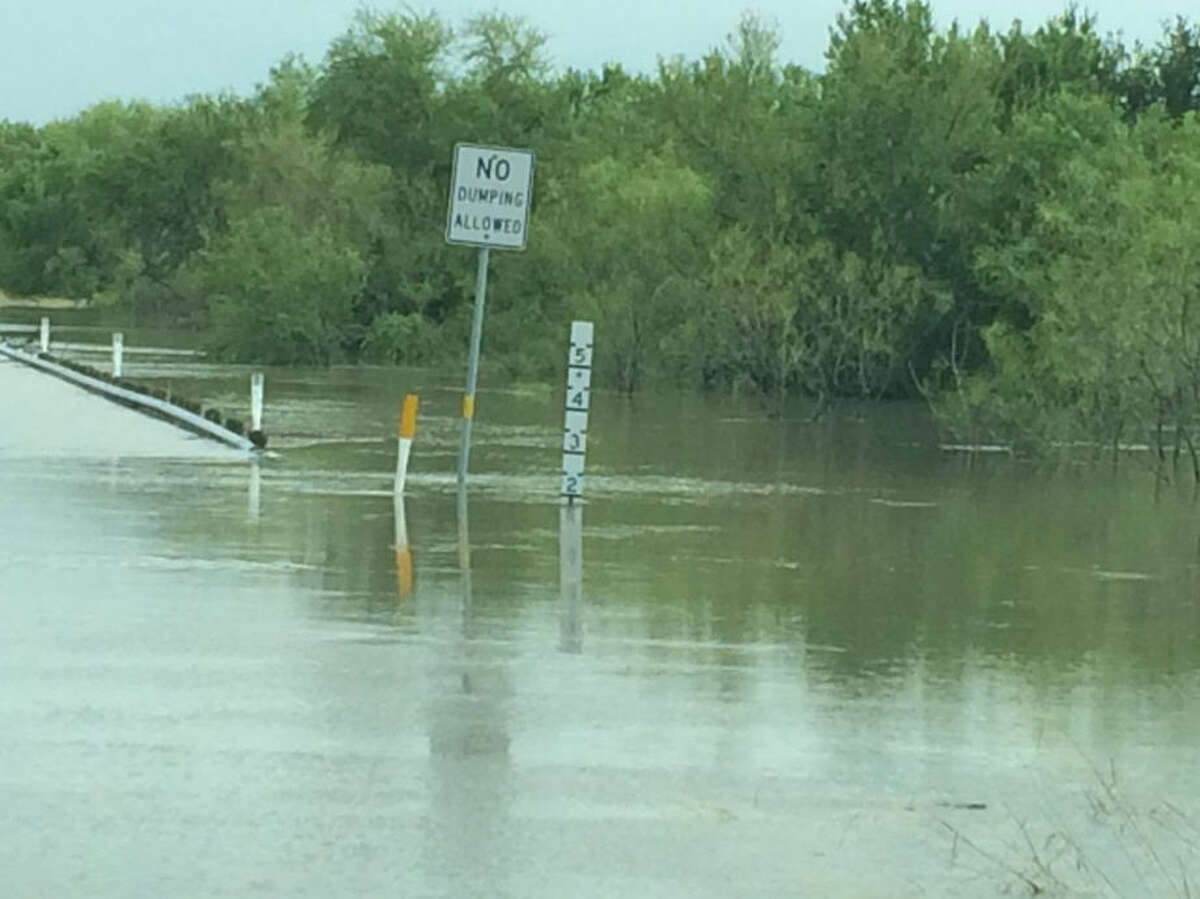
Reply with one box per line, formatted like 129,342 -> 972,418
1,352 -> 1198,897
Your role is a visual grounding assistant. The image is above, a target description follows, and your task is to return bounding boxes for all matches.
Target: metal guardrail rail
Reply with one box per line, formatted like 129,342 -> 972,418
0,329 -> 204,357
48,341 -> 205,357
0,339 -> 256,452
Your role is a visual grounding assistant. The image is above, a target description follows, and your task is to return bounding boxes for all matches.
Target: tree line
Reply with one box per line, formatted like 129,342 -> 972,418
2,1 -> 1199,455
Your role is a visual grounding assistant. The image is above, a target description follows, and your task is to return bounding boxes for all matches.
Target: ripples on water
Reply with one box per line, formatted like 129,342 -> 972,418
2,358 -> 1198,896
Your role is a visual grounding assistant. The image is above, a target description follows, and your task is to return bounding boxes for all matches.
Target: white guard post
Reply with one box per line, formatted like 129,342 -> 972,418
250,373 -> 265,433
394,490 -> 413,600
39,317 -> 50,353
561,321 -> 594,503
112,332 -> 124,378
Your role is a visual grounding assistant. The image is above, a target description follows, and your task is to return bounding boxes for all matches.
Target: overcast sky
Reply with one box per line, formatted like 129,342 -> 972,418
0,1 -> 1189,124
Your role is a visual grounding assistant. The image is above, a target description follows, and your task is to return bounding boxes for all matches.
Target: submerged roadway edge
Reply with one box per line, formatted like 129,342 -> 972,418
0,339 -> 256,452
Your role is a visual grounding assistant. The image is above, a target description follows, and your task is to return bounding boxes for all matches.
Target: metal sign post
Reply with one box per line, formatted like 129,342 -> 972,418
446,143 -> 535,486
457,245 -> 489,484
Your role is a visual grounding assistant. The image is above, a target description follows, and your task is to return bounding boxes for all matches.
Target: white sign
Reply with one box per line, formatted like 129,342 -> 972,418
446,143 -> 535,250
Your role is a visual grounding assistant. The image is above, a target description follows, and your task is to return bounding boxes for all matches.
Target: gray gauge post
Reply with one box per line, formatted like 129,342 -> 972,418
446,142 -> 536,485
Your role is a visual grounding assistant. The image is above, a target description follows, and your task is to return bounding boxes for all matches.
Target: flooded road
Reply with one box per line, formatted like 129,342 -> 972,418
2,355 -> 1198,896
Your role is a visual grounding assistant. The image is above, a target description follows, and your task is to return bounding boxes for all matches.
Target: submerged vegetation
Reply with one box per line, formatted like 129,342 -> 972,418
2,1 -> 1200,461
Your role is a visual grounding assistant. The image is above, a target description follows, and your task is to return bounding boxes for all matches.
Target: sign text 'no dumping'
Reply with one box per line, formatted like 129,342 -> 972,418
446,144 -> 535,251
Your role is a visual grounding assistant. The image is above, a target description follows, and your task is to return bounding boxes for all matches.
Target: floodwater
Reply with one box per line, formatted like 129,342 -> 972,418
2,352 -> 1199,897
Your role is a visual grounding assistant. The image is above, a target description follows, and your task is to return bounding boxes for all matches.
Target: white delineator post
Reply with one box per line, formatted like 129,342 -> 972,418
395,393 -> 419,496
250,373 -> 265,433
112,332 -> 124,378
561,321 -> 594,503
39,317 -> 49,353
394,490 -> 413,600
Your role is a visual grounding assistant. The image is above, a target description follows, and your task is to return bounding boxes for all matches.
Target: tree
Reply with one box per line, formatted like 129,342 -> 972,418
198,207 -> 366,364
0,96 -> 248,314
1157,17 -> 1200,118
187,106 -> 393,360
504,152 -> 713,391
307,9 -> 453,174
992,9 -> 1128,123
940,106 -> 1200,475
814,1 -> 998,380
694,228 -> 949,408
649,15 -> 818,242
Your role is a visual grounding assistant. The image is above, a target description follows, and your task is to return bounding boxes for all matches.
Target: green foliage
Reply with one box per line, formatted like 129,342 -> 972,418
0,96 -> 247,311
1,0 -> 1199,445
1157,18 -> 1200,117
360,311 -> 439,365
197,207 -> 365,364
216,118 -> 394,248
510,151 -> 713,392
692,229 -> 948,408
188,108 -> 394,359
936,107 -> 1200,472
306,9 -> 453,172
993,9 -> 1128,121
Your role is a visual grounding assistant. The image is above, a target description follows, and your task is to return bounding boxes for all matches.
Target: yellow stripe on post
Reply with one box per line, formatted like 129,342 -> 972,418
398,393 -> 419,439
461,394 -> 476,420
394,394 -> 418,496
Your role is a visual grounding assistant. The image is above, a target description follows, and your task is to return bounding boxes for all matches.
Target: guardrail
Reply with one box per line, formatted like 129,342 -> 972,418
0,325 -> 204,357
49,341 -> 205,357
1,317 -> 204,357
0,339 -> 257,452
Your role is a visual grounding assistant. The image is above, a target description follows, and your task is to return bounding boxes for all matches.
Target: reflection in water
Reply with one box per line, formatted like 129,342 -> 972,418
5,361 -> 1200,895
559,502 -> 584,653
247,459 -> 261,522
456,485 -> 472,635
424,484 -> 513,895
